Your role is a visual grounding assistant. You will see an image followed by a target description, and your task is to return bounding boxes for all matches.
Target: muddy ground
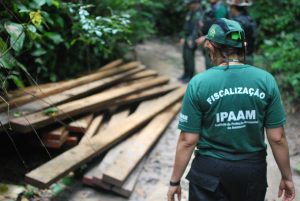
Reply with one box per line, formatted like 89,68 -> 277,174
0,39 -> 299,201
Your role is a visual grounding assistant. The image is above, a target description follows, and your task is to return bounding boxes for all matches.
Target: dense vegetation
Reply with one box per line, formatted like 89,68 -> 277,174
0,0 -> 299,106
0,0 -> 184,91
250,0 -> 300,107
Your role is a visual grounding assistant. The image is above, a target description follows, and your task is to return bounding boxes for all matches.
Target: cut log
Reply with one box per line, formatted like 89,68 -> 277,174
79,114 -> 104,144
68,114 -> 94,134
102,102 -> 181,187
10,76 -> 169,133
0,61 -> 141,112
24,87 -> 185,188
111,159 -> 146,197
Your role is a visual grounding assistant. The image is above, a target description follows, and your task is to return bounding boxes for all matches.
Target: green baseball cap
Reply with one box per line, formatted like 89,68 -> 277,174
205,18 -> 245,48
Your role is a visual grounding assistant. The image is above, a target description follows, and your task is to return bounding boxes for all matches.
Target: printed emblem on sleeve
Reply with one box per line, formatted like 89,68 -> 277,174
179,113 -> 188,123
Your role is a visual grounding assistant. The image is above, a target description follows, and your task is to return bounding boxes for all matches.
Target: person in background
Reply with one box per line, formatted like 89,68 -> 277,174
168,18 -> 295,201
227,0 -> 256,65
197,0 -> 229,69
179,0 -> 202,83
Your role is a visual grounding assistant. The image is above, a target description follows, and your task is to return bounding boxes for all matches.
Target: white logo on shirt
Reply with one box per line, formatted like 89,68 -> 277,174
179,113 -> 188,123
215,110 -> 258,130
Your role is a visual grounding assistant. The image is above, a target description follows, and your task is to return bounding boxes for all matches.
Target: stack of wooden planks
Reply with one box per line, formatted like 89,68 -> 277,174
0,59 -> 185,198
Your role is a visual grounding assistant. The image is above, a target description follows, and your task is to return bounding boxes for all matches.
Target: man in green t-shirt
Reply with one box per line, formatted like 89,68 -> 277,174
168,18 -> 295,201
179,0 -> 203,83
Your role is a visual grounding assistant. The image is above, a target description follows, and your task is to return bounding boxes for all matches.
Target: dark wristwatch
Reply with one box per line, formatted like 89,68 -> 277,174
169,180 -> 181,186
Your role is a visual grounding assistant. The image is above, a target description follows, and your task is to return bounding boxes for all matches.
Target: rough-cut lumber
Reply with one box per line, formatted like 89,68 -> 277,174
111,159 -> 146,197
102,103 -> 181,187
10,76 -> 169,133
7,82 -> 64,100
83,110 -> 131,187
11,66 -> 142,115
65,136 -> 78,147
98,59 -> 123,71
68,114 -> 93,134
44,127 -> 67,140
79,114 -> 104,144
0,67 -> 142,130
0,61 -> 141,112
123,69 -> 158,82
24,87 -> 185,188
98,110 -> 130,133
90,136 -> 134,190
44,130 -> 69,149
0,83 -> 180,132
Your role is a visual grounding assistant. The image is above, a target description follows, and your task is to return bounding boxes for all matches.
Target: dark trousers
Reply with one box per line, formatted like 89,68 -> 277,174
186,154 -> 267,201
183,43 -> 196,79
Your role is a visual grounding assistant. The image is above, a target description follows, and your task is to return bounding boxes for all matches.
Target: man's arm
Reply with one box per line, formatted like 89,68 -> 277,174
167,132 -> 199,201
266,126 -> 295,201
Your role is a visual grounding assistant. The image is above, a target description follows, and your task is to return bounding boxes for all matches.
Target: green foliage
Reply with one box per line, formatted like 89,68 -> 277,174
0,0 -> 185,92
250,0 -> 300,106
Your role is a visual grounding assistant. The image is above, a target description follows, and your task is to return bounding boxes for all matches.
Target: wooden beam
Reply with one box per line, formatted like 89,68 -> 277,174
83,110 -> 131,187
79,114 -> 104,144
0,61 -> 141,112
10,75 -> 168,133
123,69 -> 158,82
0,67 -> 142,130
24,87 -> 185,188
67,114 -> 94,134
111,159 -> 146,197
98,59 -> 123,71
102,102 -> 181,187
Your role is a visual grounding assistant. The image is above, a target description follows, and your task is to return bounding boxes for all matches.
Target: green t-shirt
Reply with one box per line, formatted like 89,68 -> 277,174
178,65 -> 286,160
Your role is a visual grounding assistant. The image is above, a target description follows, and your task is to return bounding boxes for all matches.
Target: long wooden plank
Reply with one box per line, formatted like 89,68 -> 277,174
112,158 -> 146,197
10,76 -> 168,133
79,114 -> 104,144
83,110 -> 131,187
0,83 -> 180,132
0,67 -> 142,129
0,61 -> 141,112
98,110 -> 130,133
123,69 -> 158,82
98,59 -> 123,71
102,102 -> 181,187
24,87 -> 185,188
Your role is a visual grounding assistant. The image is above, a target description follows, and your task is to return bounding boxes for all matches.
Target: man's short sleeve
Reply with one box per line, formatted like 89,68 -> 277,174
264,77 -> 286,128
178,82 -> 202,133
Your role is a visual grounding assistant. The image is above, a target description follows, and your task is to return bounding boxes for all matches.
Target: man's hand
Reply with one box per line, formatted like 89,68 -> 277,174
167,185 -> 181,201
278,178 -> 295,201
